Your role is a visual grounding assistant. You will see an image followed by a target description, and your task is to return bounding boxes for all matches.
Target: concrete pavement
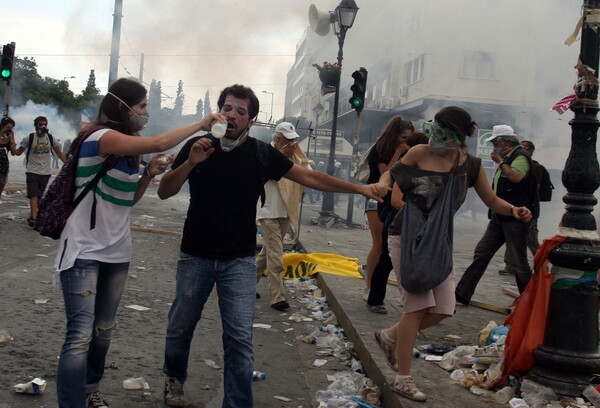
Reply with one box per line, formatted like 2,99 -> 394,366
0,155 -> 536,407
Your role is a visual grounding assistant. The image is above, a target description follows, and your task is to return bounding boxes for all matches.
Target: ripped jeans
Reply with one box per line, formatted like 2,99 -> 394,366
57,259 -> 129,408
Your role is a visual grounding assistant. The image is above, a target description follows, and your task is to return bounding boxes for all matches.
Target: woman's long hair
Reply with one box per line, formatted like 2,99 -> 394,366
69,78 -> 147,168
375,116 -> 415,163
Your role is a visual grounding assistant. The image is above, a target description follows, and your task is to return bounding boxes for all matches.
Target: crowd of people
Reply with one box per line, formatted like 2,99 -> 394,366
0,77 -> 552,407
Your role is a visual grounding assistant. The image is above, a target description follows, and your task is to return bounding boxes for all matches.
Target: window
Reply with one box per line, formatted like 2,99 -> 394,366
462,51 -> 496,79
404,54 -> 424,85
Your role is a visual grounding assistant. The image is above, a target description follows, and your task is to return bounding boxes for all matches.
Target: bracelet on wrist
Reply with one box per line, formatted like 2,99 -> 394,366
141,166 -> 154,180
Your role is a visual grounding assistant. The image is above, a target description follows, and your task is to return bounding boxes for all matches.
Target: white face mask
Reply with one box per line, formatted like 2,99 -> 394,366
107,91 -> 149,132
220,127 -> 248,152
220,137 -> 242,152
130,114 -> 149,132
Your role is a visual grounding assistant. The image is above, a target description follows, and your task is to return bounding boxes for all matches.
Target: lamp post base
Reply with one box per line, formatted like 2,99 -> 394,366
529,281 -> 600,396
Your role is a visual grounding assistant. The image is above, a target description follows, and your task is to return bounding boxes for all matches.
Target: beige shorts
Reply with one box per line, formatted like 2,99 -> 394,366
388,234 -> 456,316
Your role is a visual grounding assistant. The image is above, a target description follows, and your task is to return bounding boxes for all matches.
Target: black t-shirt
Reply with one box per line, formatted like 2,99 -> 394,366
366,147 -> 382,184
172,135 -> 293,259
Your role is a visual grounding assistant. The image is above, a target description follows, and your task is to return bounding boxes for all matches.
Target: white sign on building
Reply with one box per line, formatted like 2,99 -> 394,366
476,129 -> 495,169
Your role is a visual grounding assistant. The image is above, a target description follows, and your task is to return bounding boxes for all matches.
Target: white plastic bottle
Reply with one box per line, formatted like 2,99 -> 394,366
211,122 -> 227,138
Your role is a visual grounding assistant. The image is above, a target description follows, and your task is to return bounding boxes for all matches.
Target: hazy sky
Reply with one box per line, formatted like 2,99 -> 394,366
3,1 -> 341,118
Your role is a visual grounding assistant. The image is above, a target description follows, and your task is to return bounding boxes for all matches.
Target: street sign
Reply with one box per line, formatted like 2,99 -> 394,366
314,129 -> 346,155
476,129 -> 495,169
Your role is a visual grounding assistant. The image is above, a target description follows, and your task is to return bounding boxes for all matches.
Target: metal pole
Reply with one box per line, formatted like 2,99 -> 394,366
346,111 -> 361,227
108,0 -> 123,87
314,114 -> 320,159
320,27 -> 347,217
528,0 -> 600,396
139,52 -> 145,82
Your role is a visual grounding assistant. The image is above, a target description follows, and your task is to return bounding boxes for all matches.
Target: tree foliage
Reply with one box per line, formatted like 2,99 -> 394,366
173,80 -> 184,117
0,53 -> 210,132
204,91 -> 211,116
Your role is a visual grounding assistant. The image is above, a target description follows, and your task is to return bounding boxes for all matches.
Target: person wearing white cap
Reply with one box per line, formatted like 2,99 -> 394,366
256,122 -> 308,311
456,124 -> 538,306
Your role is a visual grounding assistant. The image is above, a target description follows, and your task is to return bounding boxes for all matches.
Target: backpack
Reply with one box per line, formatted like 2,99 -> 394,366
536,162 -> 554,202
26,132 -> 54,165
34,126 -> 117,239
354,144 -> 374,183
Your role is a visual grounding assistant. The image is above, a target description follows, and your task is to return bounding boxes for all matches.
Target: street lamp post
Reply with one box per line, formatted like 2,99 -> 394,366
527,0 -> 600,396
313,102 -> 324,159
63,76 -> 75,81
318,0 -> 359,217
262,91 -> 274,123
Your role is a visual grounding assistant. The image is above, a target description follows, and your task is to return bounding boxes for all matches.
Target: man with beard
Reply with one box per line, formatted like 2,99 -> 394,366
157,84 -> 386,407
455,125 -> 538,305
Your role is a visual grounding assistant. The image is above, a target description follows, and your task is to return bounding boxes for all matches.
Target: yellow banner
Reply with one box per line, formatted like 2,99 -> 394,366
263,253 -> 363,280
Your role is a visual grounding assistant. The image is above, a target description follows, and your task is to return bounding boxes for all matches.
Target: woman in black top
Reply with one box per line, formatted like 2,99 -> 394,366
362,116 -> 414,302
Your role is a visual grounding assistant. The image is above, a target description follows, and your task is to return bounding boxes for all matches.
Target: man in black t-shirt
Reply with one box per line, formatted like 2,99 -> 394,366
158,84 -> 386,408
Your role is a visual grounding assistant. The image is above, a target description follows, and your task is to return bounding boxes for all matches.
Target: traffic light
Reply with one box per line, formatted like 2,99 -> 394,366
349,67 -> 367,112
1,44 -> 15,82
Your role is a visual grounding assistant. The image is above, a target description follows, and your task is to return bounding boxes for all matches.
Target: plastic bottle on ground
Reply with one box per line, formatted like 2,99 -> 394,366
450,369 -> 465,382
583,384 -> 600,408
508,398 -> 530,408
520,378 -> 557,407
252,371 -> 266,381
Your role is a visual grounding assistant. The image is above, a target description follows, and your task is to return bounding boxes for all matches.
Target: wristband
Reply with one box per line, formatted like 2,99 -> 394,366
141,166 -> 154,180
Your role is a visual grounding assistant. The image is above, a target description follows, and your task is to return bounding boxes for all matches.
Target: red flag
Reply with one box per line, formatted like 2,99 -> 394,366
551,94 -> 576,115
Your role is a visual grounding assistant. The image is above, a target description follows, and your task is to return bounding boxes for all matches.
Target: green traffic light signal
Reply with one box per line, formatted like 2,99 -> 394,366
350,97 -> 362,109
1,43 -> 15,82
349,67 -> 368,113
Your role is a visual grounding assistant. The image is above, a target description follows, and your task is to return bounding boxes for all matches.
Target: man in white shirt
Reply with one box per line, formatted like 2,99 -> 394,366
14,116 -> 66,226
255,122 -> 309,310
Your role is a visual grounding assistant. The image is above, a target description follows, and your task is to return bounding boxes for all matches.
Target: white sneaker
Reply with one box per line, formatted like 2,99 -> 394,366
362,287 -> 370,302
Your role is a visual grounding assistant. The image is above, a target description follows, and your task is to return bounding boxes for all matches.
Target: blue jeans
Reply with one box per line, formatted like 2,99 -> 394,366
57,259 -> 129,408
456,215 -> 532,302
163,253 -> 256,408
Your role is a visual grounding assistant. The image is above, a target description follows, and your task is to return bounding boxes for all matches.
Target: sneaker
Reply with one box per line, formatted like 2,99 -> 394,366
390,375 -> 427,402
86,392 -> 109,408
498,269 -> 514,276
374,330 -> 397,369
366,304 -> 388,314
358,264 -> 367,280
362,287 -> 370,302
164,378 -> 185,407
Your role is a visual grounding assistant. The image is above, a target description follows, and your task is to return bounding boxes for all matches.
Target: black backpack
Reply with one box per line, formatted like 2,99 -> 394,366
534,161 -> 554,202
